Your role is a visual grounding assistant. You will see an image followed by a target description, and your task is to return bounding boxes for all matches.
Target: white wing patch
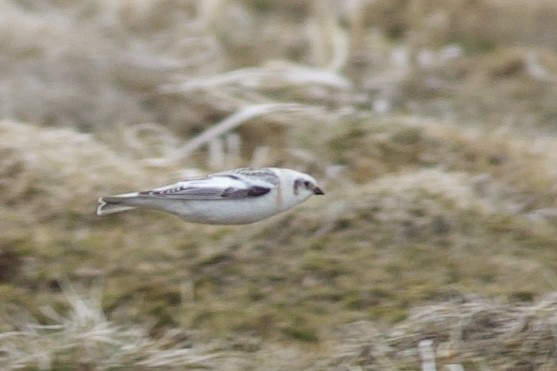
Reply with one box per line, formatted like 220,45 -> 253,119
138,171 -> 275,200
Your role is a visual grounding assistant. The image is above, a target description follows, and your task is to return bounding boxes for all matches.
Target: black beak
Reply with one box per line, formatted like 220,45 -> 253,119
313,186 -> 325,195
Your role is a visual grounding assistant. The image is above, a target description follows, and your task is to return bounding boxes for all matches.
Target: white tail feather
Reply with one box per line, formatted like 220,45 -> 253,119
96,193 -> 139,216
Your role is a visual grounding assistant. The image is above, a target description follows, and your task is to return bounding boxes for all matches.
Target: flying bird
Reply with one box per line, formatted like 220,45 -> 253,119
97,167 -> 324,224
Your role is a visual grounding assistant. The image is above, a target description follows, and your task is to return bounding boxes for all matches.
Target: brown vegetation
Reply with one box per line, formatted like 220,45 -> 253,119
1,0 -> 557,369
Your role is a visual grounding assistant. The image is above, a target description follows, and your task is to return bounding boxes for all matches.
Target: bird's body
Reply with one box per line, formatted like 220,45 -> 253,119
97,167 -> 324,224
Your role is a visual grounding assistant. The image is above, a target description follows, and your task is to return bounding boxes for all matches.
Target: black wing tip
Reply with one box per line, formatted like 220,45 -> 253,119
247,186 -> 271,197
221,185 -> 271,198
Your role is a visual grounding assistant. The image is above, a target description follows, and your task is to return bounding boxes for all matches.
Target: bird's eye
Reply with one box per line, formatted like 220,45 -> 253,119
304,181 -> 311,188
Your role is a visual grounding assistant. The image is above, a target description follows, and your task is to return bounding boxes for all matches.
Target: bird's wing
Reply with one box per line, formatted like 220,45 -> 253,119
137,172 -> 276,200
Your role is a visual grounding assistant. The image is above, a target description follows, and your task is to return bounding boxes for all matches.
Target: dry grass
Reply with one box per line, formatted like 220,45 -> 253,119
326,293 -> 557,370
2,0 -> 557,369
2,288 -> 556,370
0,120 -> 146,221
0,285 -> 226,370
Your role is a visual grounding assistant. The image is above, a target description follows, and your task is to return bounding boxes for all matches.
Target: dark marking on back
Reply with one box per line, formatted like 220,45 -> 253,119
247,186 -> 271,197
140,186 -> 187,196
233,168 -> 280,186
221,174 -> 242,181
221,185 -> 270,198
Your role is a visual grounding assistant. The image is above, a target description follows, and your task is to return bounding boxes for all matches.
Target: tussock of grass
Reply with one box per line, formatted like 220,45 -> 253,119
333,293 -> 557,370
2,0 -> 557,369
302,118 -> 557,214
3,288 -> 557,370
0,286 -> 224,370
0,120 -> 144,221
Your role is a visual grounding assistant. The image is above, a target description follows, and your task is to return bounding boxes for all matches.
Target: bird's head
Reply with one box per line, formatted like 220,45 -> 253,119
280,169 -> 324,202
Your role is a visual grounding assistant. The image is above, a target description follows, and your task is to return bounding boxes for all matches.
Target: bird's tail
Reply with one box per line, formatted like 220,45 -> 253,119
96,192 -> 139,216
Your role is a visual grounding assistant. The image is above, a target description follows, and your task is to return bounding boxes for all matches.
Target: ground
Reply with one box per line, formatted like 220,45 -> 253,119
1,0 -> 557,369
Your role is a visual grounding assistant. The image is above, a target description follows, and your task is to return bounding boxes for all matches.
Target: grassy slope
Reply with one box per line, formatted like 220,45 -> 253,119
1,0 -> 557,369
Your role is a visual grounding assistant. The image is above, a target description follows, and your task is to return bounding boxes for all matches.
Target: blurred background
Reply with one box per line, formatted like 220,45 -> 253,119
1,0 -> 557,369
